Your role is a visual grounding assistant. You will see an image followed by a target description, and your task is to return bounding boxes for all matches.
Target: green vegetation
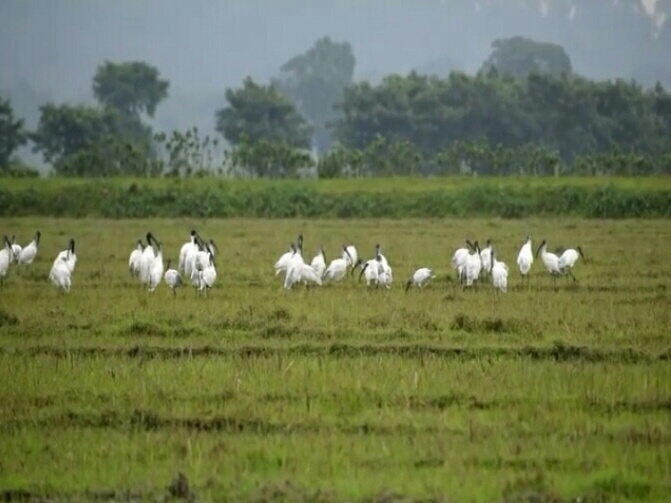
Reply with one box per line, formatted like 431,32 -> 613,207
0,217 -> 669,502
0,177 -> 669,219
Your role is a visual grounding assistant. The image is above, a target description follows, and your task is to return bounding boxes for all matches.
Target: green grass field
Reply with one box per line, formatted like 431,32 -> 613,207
0,217 -> 669,502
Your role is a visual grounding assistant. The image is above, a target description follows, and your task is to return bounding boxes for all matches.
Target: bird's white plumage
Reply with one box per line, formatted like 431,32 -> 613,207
18,231 -> 40,265
310,247 -> 326,278
479,241 -> 493,276
128,241 -> 144,277
53,239 -> 76,273
537,240 -> 561,276
323,248 -> 352,283
179,232 -> 198,273
359,259 -> 380,286
49,258 -> 72,292
462,243 -> 482,287
406,267 -> 435,291
344,245 -> 358,268
10,236 -> 21,262
491,250 -> 509,293
0,237 -> 12,289
164,260 -> 182,295
517,235 -> 534,276
148,246 -> 164,293
283,235 -> 305,290
300,263 -> 323,286
559,248 -> 584,272
274,244 -> 296,276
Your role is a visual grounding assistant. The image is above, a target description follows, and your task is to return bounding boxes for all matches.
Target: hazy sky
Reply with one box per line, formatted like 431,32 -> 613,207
1,0 -> 669,162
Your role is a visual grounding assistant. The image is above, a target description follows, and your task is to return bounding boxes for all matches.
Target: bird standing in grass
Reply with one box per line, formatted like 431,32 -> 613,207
53,238 -> 77,273
516,235 -> 534,283
18,231 -> 41,268
405,268 -> 435,292
148,234 -> 164,293
198,252 -> 217,295
179,230 -> 198,273
164,259 -> 183,296
10,236 -> 21,262
491,248 -> 509,293
558,246 -> 586,281
536,239 -> 562,283
49,242 -> 74,293
451,240 -> 476,283
359,258 -> 380,287
0,236 -> 12,291
323,246 -> 352,284
274,243 -> 296,276
310,246 -> 327,278
139,232 -> 157,286
128,240 -> 144,278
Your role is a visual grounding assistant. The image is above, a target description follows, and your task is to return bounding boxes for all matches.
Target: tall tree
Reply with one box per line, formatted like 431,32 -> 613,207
273,37 -> 355,152
215,77 -> 312,148
480,37 -> 572,78
93,61 -> 169,118
0,97 -> 27,169
30,103 -> 157,176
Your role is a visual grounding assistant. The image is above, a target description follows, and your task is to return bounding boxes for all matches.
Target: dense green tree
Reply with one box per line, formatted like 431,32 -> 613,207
333,71 -> 671,161
224,134 -> 313,178
93,61 -> 169,118
215,77 -> 312,148
0,97 -> 27,169
273,37 -> 355,152
480,37 -> 572,78
31,103 -> 157,176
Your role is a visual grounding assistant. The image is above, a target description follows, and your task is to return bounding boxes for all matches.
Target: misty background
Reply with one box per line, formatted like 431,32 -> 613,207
1,0 -> 670,170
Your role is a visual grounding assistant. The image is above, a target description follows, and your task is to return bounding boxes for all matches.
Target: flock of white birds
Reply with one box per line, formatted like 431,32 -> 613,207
272,233 -> 585,293
0,229 -> 585,295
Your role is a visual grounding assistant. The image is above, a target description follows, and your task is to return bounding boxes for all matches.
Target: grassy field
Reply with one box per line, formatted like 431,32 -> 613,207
0,217 -> 669,502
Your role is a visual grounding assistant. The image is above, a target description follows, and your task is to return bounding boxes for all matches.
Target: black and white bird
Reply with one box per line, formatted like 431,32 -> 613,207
516,234 -> 534,282
18,231 -> 41,267
558,246 -> 586,281
405,268 -> 435,292
128,240 -> 144,278
0,236 -> 12,291
164,259 -> 183,296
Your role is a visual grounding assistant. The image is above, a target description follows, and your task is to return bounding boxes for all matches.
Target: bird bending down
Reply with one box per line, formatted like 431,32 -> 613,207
558,246 -> 586,282
405,268 -> 435,292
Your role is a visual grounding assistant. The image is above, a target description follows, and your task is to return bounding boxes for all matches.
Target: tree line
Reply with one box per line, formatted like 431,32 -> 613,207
1,36 -> 670,178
